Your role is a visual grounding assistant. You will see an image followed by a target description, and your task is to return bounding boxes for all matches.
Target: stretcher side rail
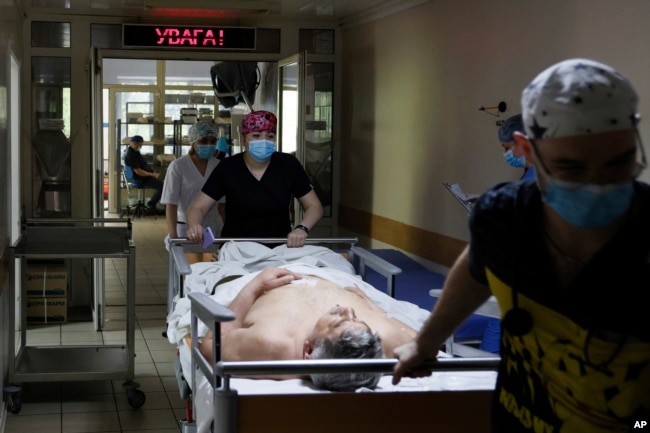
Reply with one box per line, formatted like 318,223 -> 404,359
188,291 -> 500,433
189,292 -> 238,433
429,288 -> 501,357
216,357 -> 501,377
348,246 -> 402,297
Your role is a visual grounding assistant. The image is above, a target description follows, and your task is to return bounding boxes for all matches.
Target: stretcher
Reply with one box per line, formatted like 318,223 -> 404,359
166,238 -> 499,433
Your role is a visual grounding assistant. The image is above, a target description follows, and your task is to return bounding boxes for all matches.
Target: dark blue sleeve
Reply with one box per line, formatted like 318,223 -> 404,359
468,181 -> 542,286
468,182 -> 519,284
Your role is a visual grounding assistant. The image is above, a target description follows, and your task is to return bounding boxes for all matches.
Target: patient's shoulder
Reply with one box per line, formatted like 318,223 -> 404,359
222,326 -> 298,361
343,285 -> 371,300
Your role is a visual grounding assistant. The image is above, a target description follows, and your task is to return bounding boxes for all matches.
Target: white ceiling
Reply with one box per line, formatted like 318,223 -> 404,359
25,0 -> 429,26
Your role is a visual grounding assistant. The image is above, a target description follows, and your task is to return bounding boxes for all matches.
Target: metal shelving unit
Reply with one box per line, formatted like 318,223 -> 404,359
5,218 -> 145,413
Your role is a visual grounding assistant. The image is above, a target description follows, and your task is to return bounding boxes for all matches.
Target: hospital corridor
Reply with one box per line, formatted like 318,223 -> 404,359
2,0 -> 650,432
3,215 -> 184,433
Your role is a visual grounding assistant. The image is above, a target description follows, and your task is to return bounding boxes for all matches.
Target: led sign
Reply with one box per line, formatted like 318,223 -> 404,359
122,24 -> 256,50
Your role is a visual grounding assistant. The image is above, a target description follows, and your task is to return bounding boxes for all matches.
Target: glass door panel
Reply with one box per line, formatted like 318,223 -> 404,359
279,53 -> 334,228
279,54 -> 302,226
304,62 -> 333,218
279,56 -> 300,155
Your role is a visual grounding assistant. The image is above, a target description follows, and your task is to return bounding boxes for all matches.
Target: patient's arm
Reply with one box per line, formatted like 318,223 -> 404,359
198,268 -> 301,369
199,326 -> 300,379
222,268 -> 300,334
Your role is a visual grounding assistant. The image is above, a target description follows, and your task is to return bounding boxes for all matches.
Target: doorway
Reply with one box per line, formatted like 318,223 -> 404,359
101,59 -> 278,215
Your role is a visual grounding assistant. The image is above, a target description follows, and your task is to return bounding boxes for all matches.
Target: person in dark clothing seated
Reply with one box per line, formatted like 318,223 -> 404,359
123,135 -> 164,212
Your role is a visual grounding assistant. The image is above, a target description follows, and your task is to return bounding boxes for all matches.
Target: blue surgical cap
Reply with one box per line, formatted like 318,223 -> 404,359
188,122 -> 218,144
131,135 -> 144,142
498,114 -> 524,142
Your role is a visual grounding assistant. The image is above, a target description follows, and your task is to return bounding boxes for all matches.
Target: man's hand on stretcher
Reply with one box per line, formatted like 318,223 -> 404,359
391,339 -> 439,385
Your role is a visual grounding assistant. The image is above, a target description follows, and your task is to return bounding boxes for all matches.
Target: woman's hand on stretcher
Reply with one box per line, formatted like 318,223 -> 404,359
186,224 -> 204,244
391,340 -> 439,385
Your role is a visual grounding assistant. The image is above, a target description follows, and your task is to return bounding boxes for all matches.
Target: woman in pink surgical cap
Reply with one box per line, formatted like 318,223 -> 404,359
186,110 -> 323,248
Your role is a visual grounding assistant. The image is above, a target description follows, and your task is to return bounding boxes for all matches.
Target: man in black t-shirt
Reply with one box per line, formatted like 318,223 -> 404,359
392,58 -> 650,433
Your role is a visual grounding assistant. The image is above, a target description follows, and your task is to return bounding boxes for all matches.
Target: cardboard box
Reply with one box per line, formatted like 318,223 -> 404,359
25,264 -> 67,297
26,297 -> 68,324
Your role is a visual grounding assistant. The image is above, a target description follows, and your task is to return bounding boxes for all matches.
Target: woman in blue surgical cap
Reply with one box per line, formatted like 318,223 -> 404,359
499,114 -> 537,181
161,121 -> 228,248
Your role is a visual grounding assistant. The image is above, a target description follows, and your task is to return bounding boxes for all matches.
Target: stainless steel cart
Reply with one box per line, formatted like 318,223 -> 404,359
5,218 -> 145,413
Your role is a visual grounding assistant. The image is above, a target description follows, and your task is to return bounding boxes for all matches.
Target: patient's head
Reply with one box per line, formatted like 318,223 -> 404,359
304,306 -> 384,392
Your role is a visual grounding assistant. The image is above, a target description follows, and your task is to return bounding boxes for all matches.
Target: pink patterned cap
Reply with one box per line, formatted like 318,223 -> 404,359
241,111 -> 277,135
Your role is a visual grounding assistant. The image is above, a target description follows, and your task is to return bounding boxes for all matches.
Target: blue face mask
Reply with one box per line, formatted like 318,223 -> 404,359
503,149 -> 526,168
196,144 -> 215,159
542,178 -> 634,228
247,139 -> 276,162
217,136 -> 229,154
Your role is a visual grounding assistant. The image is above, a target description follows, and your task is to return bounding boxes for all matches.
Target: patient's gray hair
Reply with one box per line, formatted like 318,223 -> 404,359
310,329 -> 384,392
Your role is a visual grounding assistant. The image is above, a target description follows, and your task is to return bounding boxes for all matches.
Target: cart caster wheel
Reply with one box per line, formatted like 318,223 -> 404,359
127,389 -> 146,408
8,392 -> 22,414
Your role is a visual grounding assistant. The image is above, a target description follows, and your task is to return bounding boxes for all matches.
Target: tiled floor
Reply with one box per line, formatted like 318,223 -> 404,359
4,213 -> 186,433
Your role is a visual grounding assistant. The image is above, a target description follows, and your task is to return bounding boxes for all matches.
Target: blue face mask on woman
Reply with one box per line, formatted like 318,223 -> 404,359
503,149 -> 526,168
542,178 -> 634,228
247,139 -> 276,162
196,144 -> 215,159
217,136 -> 229,154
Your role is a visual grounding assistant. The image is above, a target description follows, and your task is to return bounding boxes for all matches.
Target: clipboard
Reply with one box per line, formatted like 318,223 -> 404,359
442,182 -> 477,214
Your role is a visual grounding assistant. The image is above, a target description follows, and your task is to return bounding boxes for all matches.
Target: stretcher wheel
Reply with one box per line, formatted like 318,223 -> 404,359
7,392 -> 22,414
127,389 -> 146,408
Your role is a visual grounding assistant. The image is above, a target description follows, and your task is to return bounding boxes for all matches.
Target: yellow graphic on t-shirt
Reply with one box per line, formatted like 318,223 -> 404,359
486,268 -> 650,433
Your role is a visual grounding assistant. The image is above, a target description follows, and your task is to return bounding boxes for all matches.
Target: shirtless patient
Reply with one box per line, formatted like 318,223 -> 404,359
199,267 -> 417,391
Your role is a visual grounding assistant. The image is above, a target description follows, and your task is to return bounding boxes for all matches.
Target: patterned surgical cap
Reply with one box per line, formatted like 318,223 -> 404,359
188,121 -> 218,144
521,58 -> 639,140
241,111 -> 277,135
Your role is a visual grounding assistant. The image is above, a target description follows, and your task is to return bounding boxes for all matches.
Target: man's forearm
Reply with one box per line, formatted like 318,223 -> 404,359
134,167 -> 154,177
